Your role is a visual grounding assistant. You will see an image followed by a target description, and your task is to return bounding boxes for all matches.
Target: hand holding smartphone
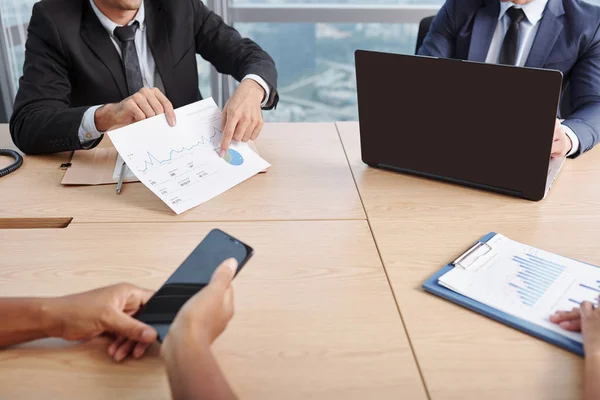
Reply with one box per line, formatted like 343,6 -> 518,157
134,229 -> 253,341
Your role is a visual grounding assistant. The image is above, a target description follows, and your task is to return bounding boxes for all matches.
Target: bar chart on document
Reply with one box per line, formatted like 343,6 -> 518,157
505,243 -> 600,341
108,98 -> 271,214
438,234 -> 600,342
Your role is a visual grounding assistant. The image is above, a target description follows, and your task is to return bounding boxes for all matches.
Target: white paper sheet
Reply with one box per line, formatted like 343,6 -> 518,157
439,234 -> 600,343
108,98 -> 270,214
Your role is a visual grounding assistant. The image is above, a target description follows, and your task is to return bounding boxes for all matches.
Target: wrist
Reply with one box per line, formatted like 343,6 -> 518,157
35,298 -> 64,339
586,348 -> 600,360
94,104 -> 115,132
162,327 -> 212,362
241,80 -> 266,103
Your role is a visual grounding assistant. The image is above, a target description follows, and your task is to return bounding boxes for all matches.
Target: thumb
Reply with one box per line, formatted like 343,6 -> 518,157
104,311 -> 157,344
210,258 -> 238,291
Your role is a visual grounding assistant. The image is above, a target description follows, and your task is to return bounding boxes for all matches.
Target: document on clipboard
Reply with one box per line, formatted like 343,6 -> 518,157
424,233 -> 600,355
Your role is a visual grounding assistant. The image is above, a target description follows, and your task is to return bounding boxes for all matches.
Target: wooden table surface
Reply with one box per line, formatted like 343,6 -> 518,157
336,121 -> 600,221
0,221 -> 427,400
0,123 -> 365,224
336,121 -> 600,399
2,120 -> 598,399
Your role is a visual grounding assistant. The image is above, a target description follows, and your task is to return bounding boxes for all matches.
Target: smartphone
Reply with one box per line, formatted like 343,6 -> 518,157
134,229 -> 253,341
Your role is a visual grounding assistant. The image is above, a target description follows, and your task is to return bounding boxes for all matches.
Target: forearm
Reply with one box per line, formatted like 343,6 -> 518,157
0,298 -> 55,348
584,354 -> 600,400
163,335 -> 237,400
10,104 -> 90,154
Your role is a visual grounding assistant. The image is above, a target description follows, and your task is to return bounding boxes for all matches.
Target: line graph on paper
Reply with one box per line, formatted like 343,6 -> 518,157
108,98 -> 271,214
133,127 -> 222,173
121,118 -> 229,208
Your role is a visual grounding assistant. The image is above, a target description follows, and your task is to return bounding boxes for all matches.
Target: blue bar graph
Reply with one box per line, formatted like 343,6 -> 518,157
510,253 -> 567,307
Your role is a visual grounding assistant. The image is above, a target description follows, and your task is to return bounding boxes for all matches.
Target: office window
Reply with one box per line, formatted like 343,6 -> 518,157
235,22 -> 419,122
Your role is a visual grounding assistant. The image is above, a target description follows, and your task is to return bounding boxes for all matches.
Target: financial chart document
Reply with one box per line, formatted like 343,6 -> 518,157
439,234 -> 600,343
108,98 -> 270,214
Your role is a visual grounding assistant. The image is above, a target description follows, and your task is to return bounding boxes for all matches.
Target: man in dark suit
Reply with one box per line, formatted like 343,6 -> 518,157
10,0 -> 278,156
419,0 -> 600,158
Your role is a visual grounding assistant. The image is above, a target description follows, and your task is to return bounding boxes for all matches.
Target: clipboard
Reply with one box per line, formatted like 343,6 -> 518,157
422,232 -> 585,356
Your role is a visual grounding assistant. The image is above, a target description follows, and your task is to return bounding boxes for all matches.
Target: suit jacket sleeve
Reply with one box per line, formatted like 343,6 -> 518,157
417,0 -> 457,58
562,24 -> 600,157
191,0 -> 279,109
9,2 -> 95,155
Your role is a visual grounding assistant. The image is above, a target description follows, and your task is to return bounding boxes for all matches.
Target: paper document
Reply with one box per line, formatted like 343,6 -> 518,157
439,234 -> 600,343
108,98 -> 270,214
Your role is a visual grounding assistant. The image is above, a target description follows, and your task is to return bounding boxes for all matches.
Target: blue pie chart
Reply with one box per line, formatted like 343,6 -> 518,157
223,148 -> 244,166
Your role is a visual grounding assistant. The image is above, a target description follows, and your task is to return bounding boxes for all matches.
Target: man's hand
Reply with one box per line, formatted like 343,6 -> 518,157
45,284 -> 157,362
551,119 -> 573,158
220,80 -> 265,157
551,297 -> 600,355
164,258 -> 237,350
161,259 -> 238,400
581,299 -> 600,357
550,307 -> 582,331
94,87 -> 176,132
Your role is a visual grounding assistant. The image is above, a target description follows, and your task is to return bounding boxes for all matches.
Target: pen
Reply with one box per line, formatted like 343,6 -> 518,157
116,161 -> 126,195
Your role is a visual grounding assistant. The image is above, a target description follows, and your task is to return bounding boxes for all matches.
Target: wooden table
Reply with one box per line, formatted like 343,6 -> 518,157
0,221 -> 427,400
0,123 -> 365,224
336,121 -> 600,221
2,119 -> 598,399
336,121 -> 600,399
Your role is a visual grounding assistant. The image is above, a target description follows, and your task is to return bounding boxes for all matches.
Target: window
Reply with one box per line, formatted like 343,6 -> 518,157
235,22 -> 420,122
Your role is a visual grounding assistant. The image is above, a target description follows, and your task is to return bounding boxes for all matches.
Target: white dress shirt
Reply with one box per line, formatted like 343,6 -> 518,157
484,0 -> 579,156
79,0 -> 270,144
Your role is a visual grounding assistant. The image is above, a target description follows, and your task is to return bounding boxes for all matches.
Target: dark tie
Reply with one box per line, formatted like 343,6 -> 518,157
499,7 -> 527,66
113,21 -> 144,95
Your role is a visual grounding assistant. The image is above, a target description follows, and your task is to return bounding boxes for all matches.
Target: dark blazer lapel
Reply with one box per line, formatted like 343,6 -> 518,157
145,0 -> 176,99
468,0 -> 500,62
525,0 -> 565,68
80,0 -> 128,98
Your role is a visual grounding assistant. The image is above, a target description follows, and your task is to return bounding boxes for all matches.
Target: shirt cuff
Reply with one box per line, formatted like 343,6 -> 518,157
562,123 -> 580,157
242,74 -> 270,107
78,105 -> 104,147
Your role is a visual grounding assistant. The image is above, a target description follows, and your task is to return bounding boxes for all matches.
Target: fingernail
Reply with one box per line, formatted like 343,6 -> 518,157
141,329 -> 156,343
225,258 -> 238,274
560,322 -> 570,328
134,348 -> 144,359
108,345 -> 116,356
171,117 -> 176,126
219,149 -> 226,158
115,352 -> 125,363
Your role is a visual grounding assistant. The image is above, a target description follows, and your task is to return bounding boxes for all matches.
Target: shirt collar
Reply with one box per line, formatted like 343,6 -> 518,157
89,0 -> 145,37
498,0 -> 549,25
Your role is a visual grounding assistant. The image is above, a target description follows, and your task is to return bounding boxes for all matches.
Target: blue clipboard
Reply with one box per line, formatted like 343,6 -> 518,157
422,232 -> 584,357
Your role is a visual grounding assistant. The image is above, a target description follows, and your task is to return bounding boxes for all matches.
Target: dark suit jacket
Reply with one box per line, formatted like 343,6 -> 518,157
10,0 -> 278,155
418,0 -> 600,157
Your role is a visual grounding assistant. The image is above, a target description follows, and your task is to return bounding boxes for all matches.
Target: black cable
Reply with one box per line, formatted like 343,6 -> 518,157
0,149 -> 23,178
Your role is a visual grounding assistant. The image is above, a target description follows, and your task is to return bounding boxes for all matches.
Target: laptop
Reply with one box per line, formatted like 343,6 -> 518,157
354,50 -> 565,201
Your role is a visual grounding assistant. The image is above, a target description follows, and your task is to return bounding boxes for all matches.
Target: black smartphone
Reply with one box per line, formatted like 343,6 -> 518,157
134,229 -> 253,341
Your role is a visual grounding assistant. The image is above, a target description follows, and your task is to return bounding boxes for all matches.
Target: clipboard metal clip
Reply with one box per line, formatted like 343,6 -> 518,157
453,241 -> 493,270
